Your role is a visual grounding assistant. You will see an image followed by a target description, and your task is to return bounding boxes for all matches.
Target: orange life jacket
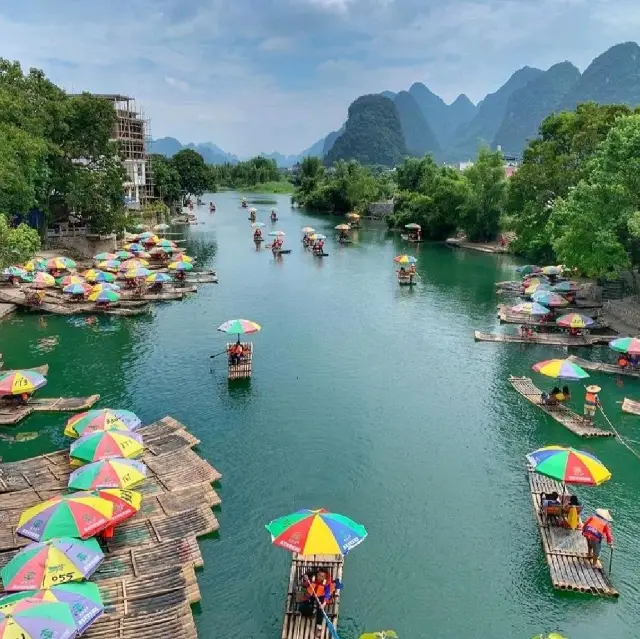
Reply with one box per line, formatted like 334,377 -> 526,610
306,577 -> 335,600
583,515 -> 608,542
585,392 -> 597,406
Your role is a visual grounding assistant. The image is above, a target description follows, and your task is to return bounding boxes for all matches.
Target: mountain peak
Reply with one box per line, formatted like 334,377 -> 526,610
451,94 -> 474,108
393,91 -> 440,156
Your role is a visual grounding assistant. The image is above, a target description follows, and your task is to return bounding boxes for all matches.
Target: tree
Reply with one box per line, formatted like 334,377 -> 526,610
458,148 -> 506,241
150,154 -> 181,204
171,149 -> 208,198
0,215 -> 40,268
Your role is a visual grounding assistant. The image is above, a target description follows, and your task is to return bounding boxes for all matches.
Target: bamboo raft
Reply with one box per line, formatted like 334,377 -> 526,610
527,469 -> 618,596
227,342 -> 253,380
184,274 -> 218,284
0,364 -> 48,376
282,554 -> 344,639
497,305 -> 608,328
398,276 -> 417,286
621,398 -> 640,415
0,394 -> 100,425
567,355 -> 640,378
509,376 -> 613,437
474,330 -> 613,347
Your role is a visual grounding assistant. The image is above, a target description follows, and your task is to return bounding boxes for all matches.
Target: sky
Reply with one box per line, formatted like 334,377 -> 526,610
1,0 -> 638,156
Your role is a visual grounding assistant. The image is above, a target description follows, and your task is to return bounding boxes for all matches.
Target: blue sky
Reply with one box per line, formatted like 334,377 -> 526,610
1,0 -> 637,155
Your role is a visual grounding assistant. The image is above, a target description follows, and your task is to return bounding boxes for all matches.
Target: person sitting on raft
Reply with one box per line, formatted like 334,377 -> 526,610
408,264 -> 417,276
229,343 -> 244,365
618,354 -> 629,370
253,228 -> 263,240
270,211 -> 277,221
313,239 -> 324,255
338,231 -> 348,241
272,237 -> 283,251
299,567 -> 342,637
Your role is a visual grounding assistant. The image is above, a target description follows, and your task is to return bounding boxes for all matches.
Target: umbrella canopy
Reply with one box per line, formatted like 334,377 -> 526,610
524,282 -> 549,296
31,272 -> 55,289
266,508 -> 368,555
138,231 -> 155,240
346,213 -> 360,219
146,272 -> 172,284
62,283 -> 90,296
526,446 -> 611,486
171,254 -> 193,263
609,336 -> 640,356
135,250 -> 151,259
393,255 -> 417,264
511,302 -> 550,316
67,490 -> 141,527
268,231 -> 286,237
404,223 -> 421,230
0,371 -> 47,396
134,224 -> 149,231
532,358 -> 589,381
141,234 -> 159,245
149,246 -> 176,256
155,239 -> 176,249
119,259 -> 148,271
90,283 -> 120,294
46,257 -> 75,271
531,291 -> 569,307
556,313 -> 595,329
23,258 -> 47,272
114,250 -> 134,261
251,222 -> 266,228
541,265 -> 562,276
0,583 -> 104,635
168,261 -> 193,272
97,260 -> 121,272
1,538 -> 103,591
59,276 -> 85,288
301,227 -> 315,233
218,319 -> 261,335
308,234 -> 326,241
64,409 -> 142,439
68,458 -> 147,490
84,270 -> 115,283
123,268 -> 152,280
17,494 -> 114,541
0,597 -> 78,639
335,224 -> 350,231
87,289 -> 120,303
153,223 -> 170,231
70,430 -> 143,464
552,281 -> 580,293
516,265 -> 541,275
249,208 -> 257,213
123,243 -> 144,253
3,266 -> 27,279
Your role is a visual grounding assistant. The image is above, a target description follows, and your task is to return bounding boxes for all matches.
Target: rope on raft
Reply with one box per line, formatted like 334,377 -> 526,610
599,406 -> 640,461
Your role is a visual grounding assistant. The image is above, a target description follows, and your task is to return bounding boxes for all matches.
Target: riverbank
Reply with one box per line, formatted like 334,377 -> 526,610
219,180 -> 294,194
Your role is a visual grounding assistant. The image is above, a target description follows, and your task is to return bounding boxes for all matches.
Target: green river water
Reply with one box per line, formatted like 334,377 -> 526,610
1,191 -> 640,638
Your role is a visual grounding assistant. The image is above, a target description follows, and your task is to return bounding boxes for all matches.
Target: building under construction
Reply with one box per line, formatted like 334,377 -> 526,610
94,94 -> 155,208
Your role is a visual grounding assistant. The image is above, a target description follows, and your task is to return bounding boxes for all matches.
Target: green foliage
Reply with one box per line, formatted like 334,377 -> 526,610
325,95 -> 407,167
150,154 -> 181,204
458,148 -> 507,241
393,91 -> 440,156
171,149 -> 208,197
0,215 -> 40,268
139,201 -> 170,220
211,156 -> 283,189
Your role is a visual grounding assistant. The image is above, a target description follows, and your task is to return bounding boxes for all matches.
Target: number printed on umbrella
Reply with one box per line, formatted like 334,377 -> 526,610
51,572 -> 75,583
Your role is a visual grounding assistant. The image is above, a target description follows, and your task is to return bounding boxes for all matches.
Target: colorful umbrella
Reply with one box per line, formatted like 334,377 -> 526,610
552,281 -> 580,293
153,224 -> 170,231
0,597 -> 78,639
155,239 -> 176,249
3,266 -> 27,279
168,261 -> 193,272
135,250 -> 152,260
218,319 -> 261,335
0,582 -> 104,634
84,270 -> 115,284
609,336 -> 640,356
0,371 -> 47,396
70,430 -> 144,464
124,243 -> 144,253
268,231 -> 286,237
556,313 -> 595,329
251,222 -> 266,228
1,537 -> 104,590
138,231 -> 155,240
119,259 -> 148,271
87,289 -> 120,303
24,258 -> 47,272
93,253 -> 115,262
59,276 -> 85,288
541,265 -> 562,276
70,489 -> 141,527
516,265 -> 541,275
526,446 -> 611,486
511,302 -> 550,316
531,291 -> 569,307
524,282 -> 549,296
64,409 -> 142,439
145,272 -> 172,284
114,250 -> 134,261
90,283 -> 120,293
149,246 -> 175,256
171,254 -> 193,263
141,234 -> 159,245
393,255 -> 417,264
301,227 -> 315,234
68,458 -> 147,490
17,494 -> 114,541
123,268 -> 152,280
308,234 -> 326,241
532,358 -> 589,381
46,258 -> 75,271
62,283 -> 90,296
266,508 -> 368,555
31,272 -> 55,288
404,223 -> 421,230
97,260 -> 121,273
335,224 -> 351,231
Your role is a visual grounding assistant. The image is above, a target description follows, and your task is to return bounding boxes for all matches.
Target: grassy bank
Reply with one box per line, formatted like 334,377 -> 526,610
230,180 -> 294,194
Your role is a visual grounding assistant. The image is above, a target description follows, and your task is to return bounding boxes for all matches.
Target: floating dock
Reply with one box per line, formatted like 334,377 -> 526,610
0,416 -> 221,639
227,342 -> 253,380
509,376 -> 613,438
0,394 -> 100,425
621,398 -> 640,415
282,554 -> 344,639
527,468 -> 618,597
474,330 -> 613,347
497,305 -> 608,329
567,355 -> 640,379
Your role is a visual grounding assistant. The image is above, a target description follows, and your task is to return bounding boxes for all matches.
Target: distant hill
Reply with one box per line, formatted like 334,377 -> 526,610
325,94 -> 407,167
322,125 -> 345,156
494,62 -> 580,154
393,91 -> 440,156
149,138 -> 238,164
148,137 -> 184,157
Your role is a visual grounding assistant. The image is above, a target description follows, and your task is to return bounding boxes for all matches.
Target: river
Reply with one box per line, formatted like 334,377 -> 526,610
1,191 -> 640,639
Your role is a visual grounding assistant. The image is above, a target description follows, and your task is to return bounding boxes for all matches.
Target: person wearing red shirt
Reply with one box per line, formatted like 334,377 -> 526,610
582,508 -> 613,567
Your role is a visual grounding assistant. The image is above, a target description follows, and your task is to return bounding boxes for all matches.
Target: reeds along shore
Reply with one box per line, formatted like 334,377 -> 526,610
0,416 -> 221,639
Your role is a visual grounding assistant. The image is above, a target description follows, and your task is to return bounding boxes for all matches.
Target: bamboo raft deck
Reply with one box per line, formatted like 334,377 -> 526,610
282,554 -> 344,639
622,398 -> 640,415
0,416 -> 222,639
0,364 -> 48,376
567,355 -> 640,378
509,376 -> 614,437
474,330 -> 613,347
227,342 -> 253,380
497,305 -> 608,328
527,469 -> 618,597
0,393 -> 100,425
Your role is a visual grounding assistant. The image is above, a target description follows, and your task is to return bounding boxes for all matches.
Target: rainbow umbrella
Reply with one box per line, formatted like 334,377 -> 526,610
301,227 -> 315,234
251,222 -> 266,228
393,255 -> 417,264
97,260 -> 121,273
531,290 -> 569,307
62,283 -> 90,296
171,254 -> 193,263
268,231 -> 286,237
93,253 -> 115,262
90,283 -> 120,294
609,336 -> 640,356
1,537 -> 103,590
155,239 -> 176,249
308,234 -> 326,241
135,250 -> 151,260
218,319 -> 261,335
0,371 -> 47,396
138,231 -> 155,240
404,223 -> 421,230
64,409 -> 142,439
552,281 -> 580,293
46,258 -> 75,271
265,508 -> 368,555
541,265 -> 562,276
145,272 -> 172,285
87,289 -> 120,303
516,265 -> 541,276
31,272 -> 55,289
59,276 -> 85,288
123,243 -> 144,253
526,446 -> 611,486
70,430 -> 144,464
123,268 -> 152,280
84,270 -> 115,284
17,493 -> 114,541
532,358 -> 589,381
68,459 -> 147,490
556,313 -> 595,329
0,582 -> 104,634
114,250 -> 134,261
3,266 -> 27,280
70,489 -> 141,527
0,597 -> 78,639
149,246 -> 175,256
524,282 -> 549,296
141,234 -> 159,245
511,302 -> 550,316
168,261 -> 193,272
119,259 -> 149,271
24,258 -> 47,273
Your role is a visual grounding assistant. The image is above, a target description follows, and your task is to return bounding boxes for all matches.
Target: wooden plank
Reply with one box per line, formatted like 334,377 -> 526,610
474,330 -> 611,347
567,355 -> 640,378
509,376 -> 614,438
227,342 -> 253,380
622,398 -> 640,415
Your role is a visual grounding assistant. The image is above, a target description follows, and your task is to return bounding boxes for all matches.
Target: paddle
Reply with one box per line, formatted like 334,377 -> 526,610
209,350 -> 227,359
609,545 -> 614,575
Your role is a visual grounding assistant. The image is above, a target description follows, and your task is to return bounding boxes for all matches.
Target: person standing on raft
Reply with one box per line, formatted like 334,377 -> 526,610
582,508 -> 613,568
583,384 -> 601,424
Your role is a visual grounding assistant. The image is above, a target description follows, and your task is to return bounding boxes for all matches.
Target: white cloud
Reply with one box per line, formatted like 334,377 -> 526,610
259,36 -> 295,52
164,76 -> 190,91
